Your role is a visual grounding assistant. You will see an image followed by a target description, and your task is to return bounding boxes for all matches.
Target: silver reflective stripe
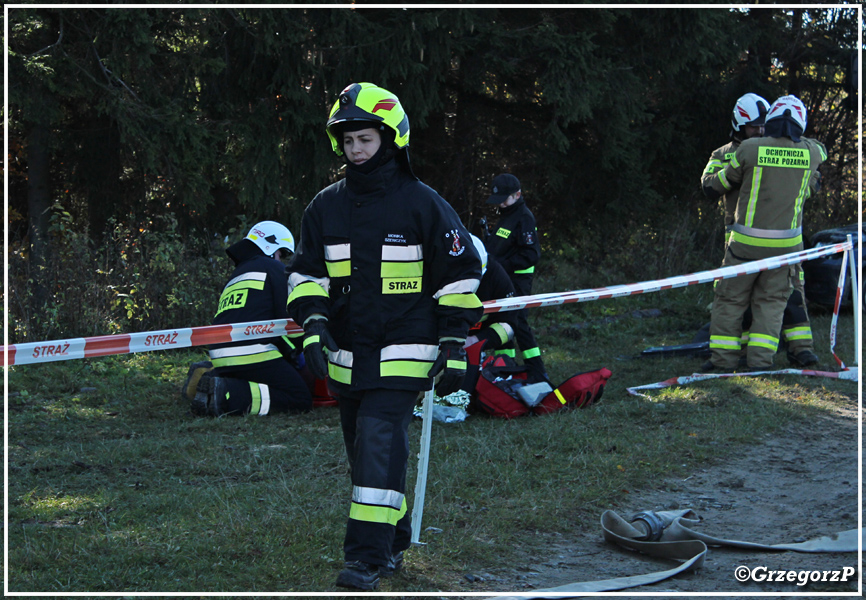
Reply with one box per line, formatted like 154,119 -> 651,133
288,272 -> 330,295
433,277 -> 480,298
209,343 -> 278,359
325,243 -> 351,261
352,485 -> 404,509
731,223 -> 802,239
381,244 -> 423,261
258,383 -> 271,416
329,349 -> 353,368
226,271 -> 267,287
380,343 -> 438,362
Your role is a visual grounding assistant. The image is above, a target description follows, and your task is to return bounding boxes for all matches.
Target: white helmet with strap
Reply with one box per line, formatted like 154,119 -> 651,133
730,93 -> 770,133
246,221 -> 295,257
470,234 -> 488,277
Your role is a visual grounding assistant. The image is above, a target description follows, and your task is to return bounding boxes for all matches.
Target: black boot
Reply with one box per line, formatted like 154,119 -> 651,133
379,551 -> 404,577
788,349 -> 819,367
336,561 -> 380,590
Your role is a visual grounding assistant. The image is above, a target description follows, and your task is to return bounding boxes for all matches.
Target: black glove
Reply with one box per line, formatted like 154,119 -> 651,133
303,318 -> 338,380
427,340 -> 467,397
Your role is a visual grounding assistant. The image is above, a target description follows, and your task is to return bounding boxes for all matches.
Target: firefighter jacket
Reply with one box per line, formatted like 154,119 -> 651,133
701,140 -> 740,227
485,198 -> 541,277
209,239 -> 299,372
705,135 -> 827,261
287,158 -> 483,393
472,255 -> 517,350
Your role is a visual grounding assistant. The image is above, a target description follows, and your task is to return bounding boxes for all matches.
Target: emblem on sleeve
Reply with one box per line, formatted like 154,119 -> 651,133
446,229 -> 465,256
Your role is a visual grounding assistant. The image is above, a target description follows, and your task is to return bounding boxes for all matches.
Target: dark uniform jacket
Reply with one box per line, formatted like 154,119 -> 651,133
209,239 -> 298,372
485,198 -> 541,282
472,255 -> 517,350
287,159 -> 483,393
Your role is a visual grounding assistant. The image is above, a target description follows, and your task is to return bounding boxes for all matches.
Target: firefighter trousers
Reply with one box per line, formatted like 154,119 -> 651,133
511,274 -> 546,380
739,265 -> 813,355
214,358 -> 312,416
710,253 -> 792,369
338,388 -> 417,566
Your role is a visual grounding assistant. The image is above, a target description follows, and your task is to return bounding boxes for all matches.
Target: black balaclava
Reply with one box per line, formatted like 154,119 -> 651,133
340,121 -> 397,174
764,113 -> 804,142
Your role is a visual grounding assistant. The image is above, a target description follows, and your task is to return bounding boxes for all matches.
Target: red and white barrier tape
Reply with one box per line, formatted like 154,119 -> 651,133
4,241 -> 853,366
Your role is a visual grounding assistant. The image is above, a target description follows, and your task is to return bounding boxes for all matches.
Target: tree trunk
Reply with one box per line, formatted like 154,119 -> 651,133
27,122 -> 52,318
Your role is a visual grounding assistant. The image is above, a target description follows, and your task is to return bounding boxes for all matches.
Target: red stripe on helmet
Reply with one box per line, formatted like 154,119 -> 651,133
372,99 -> 398,113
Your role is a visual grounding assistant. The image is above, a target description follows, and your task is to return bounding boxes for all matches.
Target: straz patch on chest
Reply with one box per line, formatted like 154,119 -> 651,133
757,147 -> 810,168
383,277 -> 422,294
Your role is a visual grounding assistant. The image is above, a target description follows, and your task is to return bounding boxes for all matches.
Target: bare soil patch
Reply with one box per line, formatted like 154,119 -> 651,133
458,394 -> 860,597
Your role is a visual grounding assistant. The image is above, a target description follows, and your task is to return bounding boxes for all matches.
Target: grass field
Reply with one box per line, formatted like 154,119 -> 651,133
5,285 -> 859,593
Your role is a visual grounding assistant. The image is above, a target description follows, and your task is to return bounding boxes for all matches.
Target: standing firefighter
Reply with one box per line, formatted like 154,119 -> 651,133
702,95 -> 826,371
701,93 -> 820,367
286,82 -> 482,591
185,221 -> 312,416
484,173 -> 548,383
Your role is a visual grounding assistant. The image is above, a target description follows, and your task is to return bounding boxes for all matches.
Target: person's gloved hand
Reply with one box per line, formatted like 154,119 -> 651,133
303,318 -> 338,380
427,340 -> 467,397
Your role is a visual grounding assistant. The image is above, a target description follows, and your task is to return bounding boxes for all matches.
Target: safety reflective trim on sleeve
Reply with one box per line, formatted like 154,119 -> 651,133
817,144 -> 827,162
521,347 -> 541,359
437,292 -> 483,309
303,335 -> 320,348
730,152 -> 740,169
326,260 -> 351,278
717,169 -> 733,192
731,224 -> 802,239
703,159 -> 723,175
747,333 -> 779,351
209,344 -> 282,368
249,382 -> 271,416
381,244 -> 423,262
381,261 -> 424,278
281,335 -> 297,351
514,266 -> 535,274
325,243 -> 351,261
224,272 -> 267,292
495,348 -> 516,357
349,493 -> 407,526
731,231 -> 802,248
433,278 -> 481,298
380,344 -> 437,379
783,326 -> 813,341
709,335 -> 741,350
791,171 -> 810,229
491,323 -> 514,346
287,279 -> 330,305
445,359 -> 467,371
327,349 -> 353,385
744,167 -> 762,227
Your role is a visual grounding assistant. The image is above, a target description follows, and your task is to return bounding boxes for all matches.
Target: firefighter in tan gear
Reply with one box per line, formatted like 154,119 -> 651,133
701,93 -> 821,367
287,83 -> 482,591
702,95 -> 826,371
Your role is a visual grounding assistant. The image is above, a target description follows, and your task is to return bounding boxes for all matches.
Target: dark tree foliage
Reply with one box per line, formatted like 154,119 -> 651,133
6,6 -> 859,340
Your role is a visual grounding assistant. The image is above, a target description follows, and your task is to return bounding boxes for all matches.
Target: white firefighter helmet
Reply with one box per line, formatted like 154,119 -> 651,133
470,234 -> 488,277
766,95 -> 807,131
730,93 -> 770,133
246,221 -> 295,257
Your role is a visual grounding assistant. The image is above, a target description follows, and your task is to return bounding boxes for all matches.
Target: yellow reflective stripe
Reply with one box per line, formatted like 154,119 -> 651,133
730,153 -> 740,168
222,278 -> 266,295
554,388 -> 567,405
703,159 -> 723,175
380,360 -> 434,379
326,261 -> 351,278
303,335 -> 320,348
783,326 -> 812,341
211,349 -> 282,368
434,278 -> 480,298
288,280 -> 329,304
249,382 -> 262,415
445,359 -> 466,371
495,348 -> 516,357
438,293 -> 482,309
514,266 -> 535,274
349,496 -> 407,526
490,323 -> 512,345
328,362 -> 351,385
791,171 -> 810,229
744,167 -> 762,227
709,335 -> 741,350
522,347 -> 541,359
718,169 -> 733,191
382,261 -> 423,278
731,231 -> 802,248
748,333 -> 779,351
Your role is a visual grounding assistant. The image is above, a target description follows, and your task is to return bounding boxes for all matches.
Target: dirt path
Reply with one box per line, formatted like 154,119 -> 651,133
460,397 -> 860,597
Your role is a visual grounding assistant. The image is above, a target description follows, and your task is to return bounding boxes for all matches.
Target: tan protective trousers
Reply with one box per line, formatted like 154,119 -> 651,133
709,253 -> 792,369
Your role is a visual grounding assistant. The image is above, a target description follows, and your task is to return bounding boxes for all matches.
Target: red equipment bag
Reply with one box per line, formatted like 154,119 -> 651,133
466,340 -> 612,419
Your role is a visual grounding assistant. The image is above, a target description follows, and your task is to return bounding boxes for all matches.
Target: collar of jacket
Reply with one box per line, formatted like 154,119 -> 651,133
500,197 -> 526,217
346,157 -> 402,196
225,238 -> 263,265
